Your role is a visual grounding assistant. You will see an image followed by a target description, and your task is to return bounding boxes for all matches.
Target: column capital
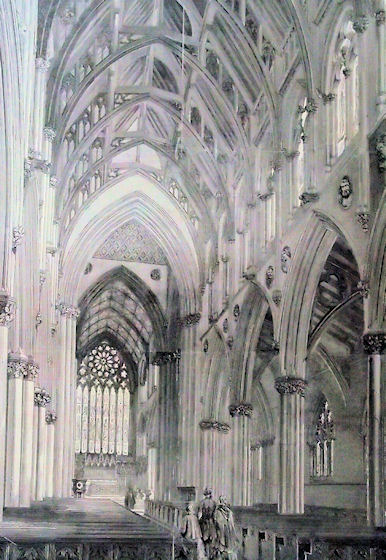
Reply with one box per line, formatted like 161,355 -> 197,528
376,9 -> 385,25
27,360 -> 39,380
229,402 -> 253,417
57,302 -> 80,319
363,331 -> 386,355
43,127 -> 56,142
0,294 -> 16,327
34,387 -> 51,407
151,349 -> 181,365
275,376 -> 307,397
199,419 -> 230,433
35,57 -> 50,72
7,355 -> 29,379
45,411 -> 57,424
177,312 -> 201,328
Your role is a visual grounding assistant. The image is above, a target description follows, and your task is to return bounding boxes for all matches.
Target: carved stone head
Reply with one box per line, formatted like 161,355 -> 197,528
338,176 -> 353,209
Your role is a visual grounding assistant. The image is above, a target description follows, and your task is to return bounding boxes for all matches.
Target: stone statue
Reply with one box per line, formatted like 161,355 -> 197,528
338,176 -> 353,209
213,496 -> 239,559
197,488 -> 217,558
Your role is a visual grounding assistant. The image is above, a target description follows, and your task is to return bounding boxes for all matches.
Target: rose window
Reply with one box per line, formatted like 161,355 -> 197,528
76,341 -> 131,458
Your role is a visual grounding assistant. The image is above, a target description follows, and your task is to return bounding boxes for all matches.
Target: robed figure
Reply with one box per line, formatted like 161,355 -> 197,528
197,489 -> 217,558
213,496 -> 238,559
180,503 -> 206,559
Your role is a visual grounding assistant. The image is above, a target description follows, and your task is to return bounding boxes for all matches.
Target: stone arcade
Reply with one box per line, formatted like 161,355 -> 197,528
0,0 -> 385,558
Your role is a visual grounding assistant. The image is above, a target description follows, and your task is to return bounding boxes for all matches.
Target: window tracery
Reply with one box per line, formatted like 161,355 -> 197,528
76,341 -> 132,461
310,400 -> 335,478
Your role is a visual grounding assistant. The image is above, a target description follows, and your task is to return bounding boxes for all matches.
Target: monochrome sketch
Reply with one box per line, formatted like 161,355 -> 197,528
0,0 -> 385,559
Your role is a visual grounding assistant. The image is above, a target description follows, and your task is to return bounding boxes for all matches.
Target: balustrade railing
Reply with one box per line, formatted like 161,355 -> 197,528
145,500 -> 385,559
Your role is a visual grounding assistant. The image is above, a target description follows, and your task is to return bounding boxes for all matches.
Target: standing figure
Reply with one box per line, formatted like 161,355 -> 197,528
213,496 -> 239,559
180,503 -> 205,560
197,488 -> 217,558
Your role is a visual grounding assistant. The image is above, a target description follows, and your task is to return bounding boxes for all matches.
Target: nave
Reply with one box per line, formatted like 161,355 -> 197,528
0,0 -> 385,558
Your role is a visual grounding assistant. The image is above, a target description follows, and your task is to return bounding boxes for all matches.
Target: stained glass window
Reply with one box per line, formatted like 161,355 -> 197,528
76,341 -> 131,461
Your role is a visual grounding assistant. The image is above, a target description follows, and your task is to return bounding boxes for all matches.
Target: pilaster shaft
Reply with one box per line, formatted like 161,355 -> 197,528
275,376 -> 306,514
363,331 -> 385,527
229,403 -> 253,505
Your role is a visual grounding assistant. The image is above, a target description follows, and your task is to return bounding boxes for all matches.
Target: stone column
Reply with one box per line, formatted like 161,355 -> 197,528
152,350 -> 180,500
177,313 -> 200,489
54,303 -> 78,497
45,411 -> 57,498
275,376 -> 307,514
34,387 -> 51,501
19,360 -> 39,506
363,331 -> 385,527
5,354 -> 27,506
0,295 -> 16,519
229,403 -> 253,505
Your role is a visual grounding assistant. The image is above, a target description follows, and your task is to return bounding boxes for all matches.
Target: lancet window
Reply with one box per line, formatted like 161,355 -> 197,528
75,341 -> 132,463
310,400 -> 335,478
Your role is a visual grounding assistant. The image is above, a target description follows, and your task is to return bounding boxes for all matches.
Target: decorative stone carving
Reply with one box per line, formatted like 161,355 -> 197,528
251,438 -> 275,451
58,303 -> 80,319
46,411 -> 57,424
376,10 -> 386,25
229,403 -> 253,417
94,221 -> 168,265
209,312 -> 218,324
226,336 -> 234,349
203,339 -> 209,353
43,127 -> 56,142
177,313 -> 201,327
223,318 -> 229,333
34,387 -> 51,407
150,269 -> 161,281
233,304 -> 240,320
275,376 -> 307,397
199,419 -> 230,433
317,90 -> 336,104
35,312 -> 43,328
27,361 -> 39,380
362,332 -> 386,355
281,246 -> 291,273
35,57 -> 50,72
338,176 -> 353,209
356,208 -> 370,232
375,134 -> 386,172
12,225 -> 25,251
272,290 -> 282,306
353,15 -> 369,33
265,266 -> 274,288
151,350 -> 181,365
7,356 -> 28,378
0,294 -> 16,326
299,191 -> 320,205
357,279 -> 369,298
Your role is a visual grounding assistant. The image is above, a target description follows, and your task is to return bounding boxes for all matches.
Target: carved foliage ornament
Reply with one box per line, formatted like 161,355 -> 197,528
151,350 -> 181,365
272,290 -> 282,306
34,387 -> 51,407
58,303 -> 80,319
199,419 -> 230,433
0,295 -> 16,327
362,332 -> 386,355
46,411 -> 57,424
177,312 -> 201,328
229,403 -> 253,417
7,357 -> 28,378
12,226 -> 25,251
275,376 -> 307,397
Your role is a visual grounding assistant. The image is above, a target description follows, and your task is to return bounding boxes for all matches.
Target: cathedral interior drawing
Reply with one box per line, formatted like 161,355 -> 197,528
0,0 -> 385,558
